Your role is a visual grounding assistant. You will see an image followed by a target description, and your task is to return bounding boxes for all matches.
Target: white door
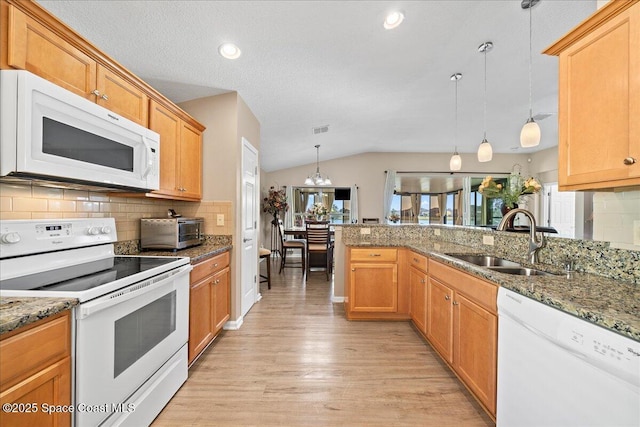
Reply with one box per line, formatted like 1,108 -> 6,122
241,138 -> 258,317
543,183 -> 576,238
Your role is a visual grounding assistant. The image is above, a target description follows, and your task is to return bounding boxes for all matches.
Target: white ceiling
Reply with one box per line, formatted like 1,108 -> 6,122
37,0 -> 596,172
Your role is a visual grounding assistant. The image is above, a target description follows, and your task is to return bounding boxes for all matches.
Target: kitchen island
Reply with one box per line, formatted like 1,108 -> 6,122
343,237 -> 640,342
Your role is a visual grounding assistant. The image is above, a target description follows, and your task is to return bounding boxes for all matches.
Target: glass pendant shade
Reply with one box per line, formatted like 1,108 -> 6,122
304,176 -> 314,185
477,138 -> 493,162
520,118 -> 541,147
449,151 -> 462,171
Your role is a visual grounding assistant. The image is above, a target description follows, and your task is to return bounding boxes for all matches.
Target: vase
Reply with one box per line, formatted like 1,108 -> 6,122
500,203 -> 518,229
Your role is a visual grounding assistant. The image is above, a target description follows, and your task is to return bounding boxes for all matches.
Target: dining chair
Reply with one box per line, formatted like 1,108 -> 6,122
278,222 -> 306,274
259,247 -> 271,289
305,221 -> 333,280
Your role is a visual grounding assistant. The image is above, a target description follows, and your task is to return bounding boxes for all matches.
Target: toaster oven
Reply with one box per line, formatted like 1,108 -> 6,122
140,217 -> 204,250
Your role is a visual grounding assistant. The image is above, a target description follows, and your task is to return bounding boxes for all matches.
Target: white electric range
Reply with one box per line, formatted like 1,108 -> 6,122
0,218 -> 192,427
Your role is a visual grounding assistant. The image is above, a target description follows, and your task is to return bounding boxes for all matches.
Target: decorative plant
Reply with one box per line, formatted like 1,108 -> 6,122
309,202 -> 328,217
388,209 -> 400,223
263,186 -> 288,222
478,174 -> 541,208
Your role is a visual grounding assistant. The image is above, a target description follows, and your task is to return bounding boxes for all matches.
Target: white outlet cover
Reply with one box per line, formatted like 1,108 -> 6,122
360,228 -> 371,235
483,235 -> 494,246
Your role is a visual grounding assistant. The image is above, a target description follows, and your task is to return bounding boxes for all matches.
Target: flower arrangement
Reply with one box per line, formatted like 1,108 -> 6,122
309,202 -> 328,217
388,209 -> 400,223
478,175 -> 541,208
263,186 -> 288,219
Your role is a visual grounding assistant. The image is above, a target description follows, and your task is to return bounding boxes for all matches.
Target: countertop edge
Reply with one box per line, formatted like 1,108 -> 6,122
0,297 -> 78,336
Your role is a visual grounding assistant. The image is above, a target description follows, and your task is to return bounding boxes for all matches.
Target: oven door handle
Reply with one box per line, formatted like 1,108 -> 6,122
77,264 -> 192,319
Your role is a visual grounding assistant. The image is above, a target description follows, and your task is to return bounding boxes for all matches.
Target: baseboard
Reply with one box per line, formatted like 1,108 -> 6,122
331,295 -> 345,303
223,316 -> 244,330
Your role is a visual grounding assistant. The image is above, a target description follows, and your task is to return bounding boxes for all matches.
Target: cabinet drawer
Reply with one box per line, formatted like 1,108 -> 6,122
191,251 -> 230,283
350,248 -> 397,262
430,260 -> 497,313
0,311 -> 71,391
409,251 -> 428,273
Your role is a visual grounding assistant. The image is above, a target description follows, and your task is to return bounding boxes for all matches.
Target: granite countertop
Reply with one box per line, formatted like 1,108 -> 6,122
0,297 -> 78,335
136,242 -> 232,264
344,238 -> 640,342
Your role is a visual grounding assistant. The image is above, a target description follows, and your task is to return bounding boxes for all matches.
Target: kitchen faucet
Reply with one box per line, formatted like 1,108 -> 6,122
497,208 -> 544,264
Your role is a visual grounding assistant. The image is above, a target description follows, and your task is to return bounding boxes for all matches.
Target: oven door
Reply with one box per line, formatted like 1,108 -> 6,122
74,264 -> 190,427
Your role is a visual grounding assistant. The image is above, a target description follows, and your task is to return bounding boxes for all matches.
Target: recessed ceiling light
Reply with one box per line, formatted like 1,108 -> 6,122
218,43 -> 241,59
384,11 -> 404,29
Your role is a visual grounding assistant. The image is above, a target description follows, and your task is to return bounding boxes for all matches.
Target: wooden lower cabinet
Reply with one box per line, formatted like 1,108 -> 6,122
454,293 -> 497,414
409,252 -> 428,336
188,251 -> 231,365
345,247 -> 409,320
427,259 -> 497,417
0,311 -> 72,427
427,276 -> 454,364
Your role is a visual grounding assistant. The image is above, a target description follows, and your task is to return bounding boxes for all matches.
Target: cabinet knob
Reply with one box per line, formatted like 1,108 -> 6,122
369,253 -> 381,257
421,279 -> 426,284
453,301 -> 459,306
413,258 -> 419,262
91,89 -> 101,97
623,157 -> 637,165
214,279 -> 220,284
101,94 -> 109,101
444,295 -> 450,301
351,268 -> 356,272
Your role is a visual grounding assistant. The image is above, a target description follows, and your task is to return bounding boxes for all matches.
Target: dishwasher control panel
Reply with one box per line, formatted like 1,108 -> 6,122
557,313 -> 639,387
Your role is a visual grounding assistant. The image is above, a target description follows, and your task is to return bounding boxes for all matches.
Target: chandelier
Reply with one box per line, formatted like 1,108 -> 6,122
304,144 -> 331,186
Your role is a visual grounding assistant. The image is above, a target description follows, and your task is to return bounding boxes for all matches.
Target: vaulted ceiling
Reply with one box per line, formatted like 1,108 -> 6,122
38,0 -> 596,172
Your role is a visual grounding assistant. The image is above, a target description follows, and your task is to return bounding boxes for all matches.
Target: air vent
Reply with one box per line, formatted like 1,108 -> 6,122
312,125 -> 329,135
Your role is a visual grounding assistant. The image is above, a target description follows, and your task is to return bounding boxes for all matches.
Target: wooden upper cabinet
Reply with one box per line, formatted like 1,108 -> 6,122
179,121 -> 203,200
5,4 -> 97,98
149,99 -> 202,201
5,3 -> 149,126
149,100 -> 181,197
96,65 -> 148,126
545,0 -> 640,190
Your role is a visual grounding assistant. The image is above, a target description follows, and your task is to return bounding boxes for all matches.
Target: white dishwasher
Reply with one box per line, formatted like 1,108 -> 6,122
497,287 -> 640,427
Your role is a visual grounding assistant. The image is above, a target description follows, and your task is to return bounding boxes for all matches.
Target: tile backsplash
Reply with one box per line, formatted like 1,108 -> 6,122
0,183 -> 233,241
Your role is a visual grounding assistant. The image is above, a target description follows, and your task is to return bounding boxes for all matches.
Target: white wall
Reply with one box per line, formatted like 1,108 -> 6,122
263,151 -> 530,226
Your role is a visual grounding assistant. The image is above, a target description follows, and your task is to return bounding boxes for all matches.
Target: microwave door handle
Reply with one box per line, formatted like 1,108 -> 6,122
141,136 -> 154,179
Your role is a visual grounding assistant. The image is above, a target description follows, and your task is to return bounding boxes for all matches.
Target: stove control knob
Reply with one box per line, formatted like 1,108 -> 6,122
87,227 -> 101,236
1,232 -> 21,244
100,226 -> 112,235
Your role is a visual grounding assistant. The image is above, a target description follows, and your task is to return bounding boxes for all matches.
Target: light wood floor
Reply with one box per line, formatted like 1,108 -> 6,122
152,258 -> 494,426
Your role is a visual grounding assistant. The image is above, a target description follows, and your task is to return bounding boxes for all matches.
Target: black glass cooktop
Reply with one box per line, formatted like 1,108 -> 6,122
1,256 -> 178,292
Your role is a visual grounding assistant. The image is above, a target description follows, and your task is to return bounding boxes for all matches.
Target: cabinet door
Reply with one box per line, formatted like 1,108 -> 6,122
213,267 -> 230,334
454,293 -> 497,415
427,277 -> 454,364
409,266 -> 427,334
149,100 -> 181,197
0,357 -> 71,427
349,263 -> 397,312
96,65 -> 148,126
6,5 -> 97,99
178,121 -> 203,200
188,276 -> 214,365
557,4 -> 640,190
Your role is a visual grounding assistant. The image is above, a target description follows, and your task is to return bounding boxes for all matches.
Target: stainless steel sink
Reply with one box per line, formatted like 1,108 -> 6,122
445,254 -> 521,268
486,266 -> 557,276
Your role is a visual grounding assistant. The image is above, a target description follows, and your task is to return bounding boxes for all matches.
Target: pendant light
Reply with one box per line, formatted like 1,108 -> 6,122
520,0 -> 541,147
477,41 -> 493,163
449,73 -> 462,171
304,144 -> 331,186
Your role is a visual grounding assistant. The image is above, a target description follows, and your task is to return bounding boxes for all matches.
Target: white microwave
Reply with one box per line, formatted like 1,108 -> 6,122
0,70 -> 159,191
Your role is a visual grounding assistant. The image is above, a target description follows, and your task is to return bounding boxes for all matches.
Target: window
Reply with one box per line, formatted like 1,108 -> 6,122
292,187 -> 352,224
